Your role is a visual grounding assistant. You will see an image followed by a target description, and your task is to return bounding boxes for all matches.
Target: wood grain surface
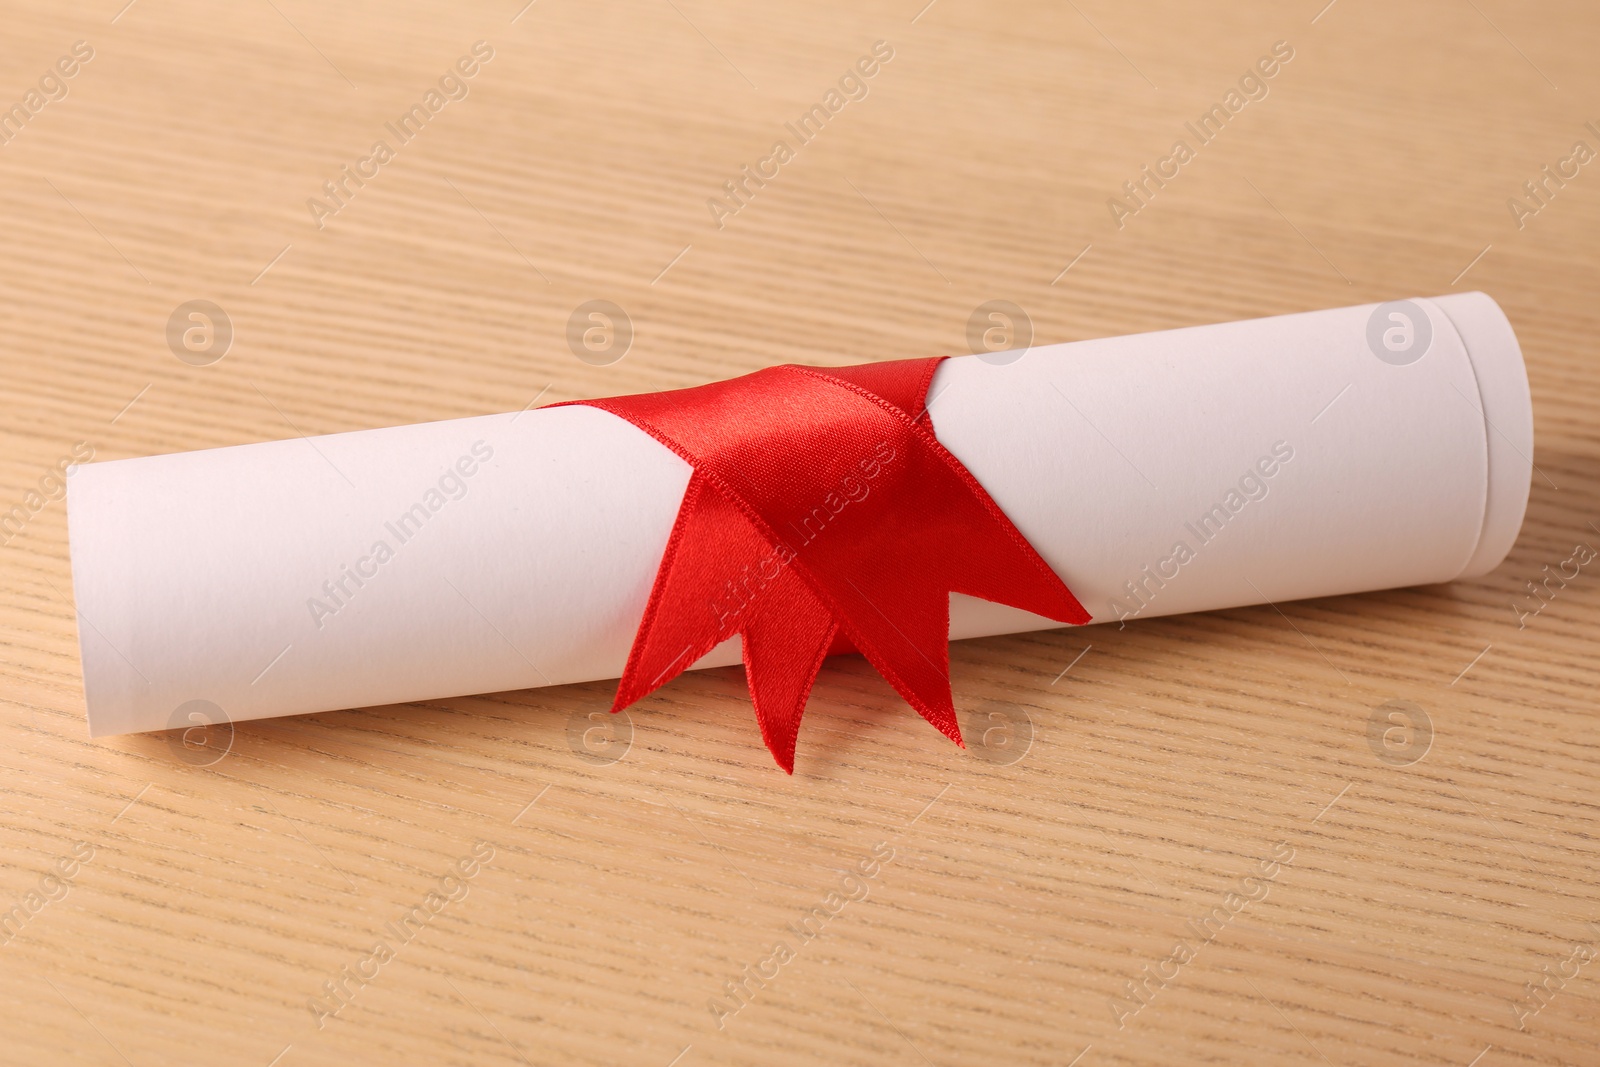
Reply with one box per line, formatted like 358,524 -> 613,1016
2,1 -> 1598,1064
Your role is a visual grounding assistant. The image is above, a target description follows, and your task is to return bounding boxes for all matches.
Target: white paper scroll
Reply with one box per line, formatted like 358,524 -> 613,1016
68,293 -> 1531,736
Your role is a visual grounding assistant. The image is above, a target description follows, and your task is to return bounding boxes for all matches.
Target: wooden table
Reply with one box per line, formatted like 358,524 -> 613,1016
2,1 -> 1596,1064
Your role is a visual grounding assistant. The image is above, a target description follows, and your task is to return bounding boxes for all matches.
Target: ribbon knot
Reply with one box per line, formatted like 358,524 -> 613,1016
573,356 -> 1088,772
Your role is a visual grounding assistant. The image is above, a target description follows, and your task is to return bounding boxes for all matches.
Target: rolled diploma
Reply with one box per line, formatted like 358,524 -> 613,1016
69,292 -> 1531,736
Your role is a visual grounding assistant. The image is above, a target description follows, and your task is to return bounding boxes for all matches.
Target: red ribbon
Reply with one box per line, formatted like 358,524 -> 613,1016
571,356 -> 1089,771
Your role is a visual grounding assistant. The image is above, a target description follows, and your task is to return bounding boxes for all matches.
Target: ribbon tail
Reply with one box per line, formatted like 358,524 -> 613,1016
741,580 -> 838,774
612,474 -> 767,712
840,587 -> 964,749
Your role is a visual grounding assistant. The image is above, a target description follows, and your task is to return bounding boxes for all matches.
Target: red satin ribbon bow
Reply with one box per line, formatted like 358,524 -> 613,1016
574,356 -> 1088,772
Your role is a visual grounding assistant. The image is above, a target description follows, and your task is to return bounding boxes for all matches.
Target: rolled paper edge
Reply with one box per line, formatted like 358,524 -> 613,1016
1430,292 -> 1534,579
